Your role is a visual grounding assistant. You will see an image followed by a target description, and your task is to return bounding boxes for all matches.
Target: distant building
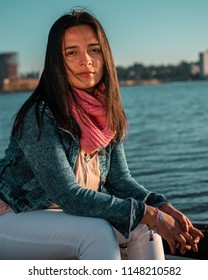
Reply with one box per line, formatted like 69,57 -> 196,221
2,78 -> 39,92
0,52 -> 40,92
190,63 -> 200,76
199,50 -> 208,78
0,52 -> 18,82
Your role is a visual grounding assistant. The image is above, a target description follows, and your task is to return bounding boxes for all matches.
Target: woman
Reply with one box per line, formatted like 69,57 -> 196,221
0,9 -> 203,260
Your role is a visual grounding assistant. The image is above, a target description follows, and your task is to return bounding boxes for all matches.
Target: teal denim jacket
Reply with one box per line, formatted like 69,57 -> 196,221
0,103 -> 168,238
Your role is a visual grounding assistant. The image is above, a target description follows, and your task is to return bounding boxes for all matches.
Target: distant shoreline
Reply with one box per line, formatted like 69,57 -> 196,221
0,78 -> 207,94
0,90 -> 32,95
119,79 -> 162,87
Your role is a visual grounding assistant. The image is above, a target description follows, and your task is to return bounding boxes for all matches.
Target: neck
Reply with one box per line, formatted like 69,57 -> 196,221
85,88 -> 96,96
75,86 -> 97,97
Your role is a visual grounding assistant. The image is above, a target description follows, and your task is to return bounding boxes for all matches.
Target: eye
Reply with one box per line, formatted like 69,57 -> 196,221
65,50 -> 77,57
89,47 -> 102,54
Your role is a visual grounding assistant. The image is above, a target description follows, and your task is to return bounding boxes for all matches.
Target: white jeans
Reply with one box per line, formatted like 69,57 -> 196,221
114,225 -> 165,260
0,209 -> 164,260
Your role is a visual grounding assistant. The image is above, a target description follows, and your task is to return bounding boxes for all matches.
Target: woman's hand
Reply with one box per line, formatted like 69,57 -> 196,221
159,204 -> 204,254
141,205 -> 204,255
155,210 -> 189,255
159,204 -> 189,232
141,205 -> 192,254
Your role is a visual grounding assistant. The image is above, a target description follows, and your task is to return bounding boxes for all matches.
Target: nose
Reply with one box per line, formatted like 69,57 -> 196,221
79,51 -> 92,66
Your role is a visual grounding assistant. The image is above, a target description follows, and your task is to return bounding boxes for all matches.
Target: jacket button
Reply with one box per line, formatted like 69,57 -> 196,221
99,149 -> 105,156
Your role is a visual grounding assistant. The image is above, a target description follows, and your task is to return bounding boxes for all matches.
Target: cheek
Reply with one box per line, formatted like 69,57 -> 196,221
65,72 -> 77,87
65,69 -> 72,82
65,64 -> 76,81
97,59 -> 104,76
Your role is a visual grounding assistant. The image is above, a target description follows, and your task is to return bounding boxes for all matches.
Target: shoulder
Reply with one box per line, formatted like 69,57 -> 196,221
19,102 -> 57,143
24,101 -> 54,122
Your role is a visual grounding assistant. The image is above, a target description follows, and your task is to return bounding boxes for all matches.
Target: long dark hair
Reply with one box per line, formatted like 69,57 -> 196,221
12,9 -> 127,142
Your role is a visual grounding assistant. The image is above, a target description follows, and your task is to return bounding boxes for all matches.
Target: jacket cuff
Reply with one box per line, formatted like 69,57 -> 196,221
144,191 -> 169,207
111,197 -> 146,239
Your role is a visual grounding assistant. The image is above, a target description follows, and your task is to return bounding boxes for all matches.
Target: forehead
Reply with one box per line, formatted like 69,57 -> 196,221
63,25 -> 99,45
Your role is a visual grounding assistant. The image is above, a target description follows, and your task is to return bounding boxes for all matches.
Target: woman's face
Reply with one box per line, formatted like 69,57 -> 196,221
62,25 -> 104,93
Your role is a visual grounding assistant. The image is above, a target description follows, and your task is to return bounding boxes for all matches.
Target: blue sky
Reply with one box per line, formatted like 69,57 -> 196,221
1,0 -> 208,74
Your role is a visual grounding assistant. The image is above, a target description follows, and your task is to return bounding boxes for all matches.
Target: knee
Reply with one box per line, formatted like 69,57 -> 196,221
89,218 -> 117,243
79,218 -> 120,260
99,220 -> 117,242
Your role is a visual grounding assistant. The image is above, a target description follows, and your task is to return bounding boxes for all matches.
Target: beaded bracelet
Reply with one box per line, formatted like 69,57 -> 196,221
147,207 -> 164,241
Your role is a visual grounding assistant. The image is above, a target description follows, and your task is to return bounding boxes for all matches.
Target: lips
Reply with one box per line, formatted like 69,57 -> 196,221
77,71 -> 94,77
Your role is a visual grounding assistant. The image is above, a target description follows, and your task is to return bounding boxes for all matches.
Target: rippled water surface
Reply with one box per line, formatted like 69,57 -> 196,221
121,81 -> 208,223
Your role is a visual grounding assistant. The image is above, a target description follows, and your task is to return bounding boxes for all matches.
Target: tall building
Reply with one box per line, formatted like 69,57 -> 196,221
0,52 -> 39,92
199,50 -> 208,78
0,52 -> 18,83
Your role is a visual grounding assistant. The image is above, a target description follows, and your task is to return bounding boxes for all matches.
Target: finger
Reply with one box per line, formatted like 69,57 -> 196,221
186,217 -> 193,226
182,231 -> 194,244
189,226 -> 204,237
193,236 -> 200,244
181,232 -> 200,252
168,240 -> 176,255
192,243 -> 198,253
180,233 -> 200,252
185,244 -> 192,251
198,231 -> 204,238
186,235 -> 200,251
176,243 -> 191,254
180,246 -> 187,255
176,243 -> 186,255
168,208 -> 189,232
177,214 -> 189,232
187,234 -> 200,245
181,243 -> 192,254
175,233 -> 187,248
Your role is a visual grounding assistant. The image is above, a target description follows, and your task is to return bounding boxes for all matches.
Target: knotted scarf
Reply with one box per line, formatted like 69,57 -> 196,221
70,85 -> 116,154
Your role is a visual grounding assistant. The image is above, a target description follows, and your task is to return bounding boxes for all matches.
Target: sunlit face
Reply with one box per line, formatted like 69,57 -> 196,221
62,25 -> 104,93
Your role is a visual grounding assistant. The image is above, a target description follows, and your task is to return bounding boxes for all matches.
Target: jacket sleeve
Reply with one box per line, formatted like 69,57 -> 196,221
18,107 -> 143,238
105,142 -> 169,208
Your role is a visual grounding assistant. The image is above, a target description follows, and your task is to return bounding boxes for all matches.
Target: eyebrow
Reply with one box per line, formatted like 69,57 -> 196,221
63,43 -> 101,51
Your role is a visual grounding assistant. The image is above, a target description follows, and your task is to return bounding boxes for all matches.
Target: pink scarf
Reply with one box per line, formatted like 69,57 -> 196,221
70,85 -> 116,154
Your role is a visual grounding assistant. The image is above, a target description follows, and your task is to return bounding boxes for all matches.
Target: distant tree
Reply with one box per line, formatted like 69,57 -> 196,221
116,60 -> 200,82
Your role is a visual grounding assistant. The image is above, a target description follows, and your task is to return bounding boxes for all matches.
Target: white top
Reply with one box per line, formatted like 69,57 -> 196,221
74,150 -> 101,191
